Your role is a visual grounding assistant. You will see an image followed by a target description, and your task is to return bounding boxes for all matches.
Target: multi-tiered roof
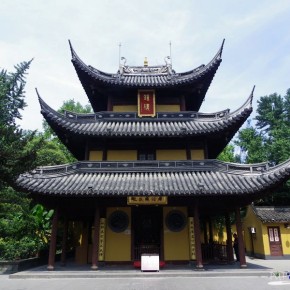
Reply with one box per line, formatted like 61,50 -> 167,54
16,41 -> 290,215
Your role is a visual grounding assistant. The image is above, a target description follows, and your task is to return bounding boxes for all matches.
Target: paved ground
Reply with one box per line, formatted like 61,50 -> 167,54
1,275 -> 290,290
0,258 -> 290,290
6,257 -> 290,279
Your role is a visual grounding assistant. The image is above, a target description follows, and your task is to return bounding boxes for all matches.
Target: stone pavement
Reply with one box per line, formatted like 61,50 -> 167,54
8,257 -> 290,279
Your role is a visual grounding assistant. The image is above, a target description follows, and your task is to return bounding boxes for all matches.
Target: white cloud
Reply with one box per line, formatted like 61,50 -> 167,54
1,0 -> 290,130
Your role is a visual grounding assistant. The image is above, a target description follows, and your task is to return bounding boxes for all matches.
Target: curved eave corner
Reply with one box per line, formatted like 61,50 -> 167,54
68,39 -> 226,87
36,89 -> 64,122
226,86 -> 254,120
179,38 -> 224,76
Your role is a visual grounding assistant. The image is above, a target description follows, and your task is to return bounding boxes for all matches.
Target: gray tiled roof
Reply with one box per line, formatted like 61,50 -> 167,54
38,89 -> 253,138
69,40 -> 224,88
16,159 -> 290,197
253,206 -> 290,223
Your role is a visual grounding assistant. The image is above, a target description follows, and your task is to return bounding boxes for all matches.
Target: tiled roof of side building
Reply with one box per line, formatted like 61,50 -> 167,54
16,158 -> 290,197
37,87 -> 253,138
253,205 -> 290,223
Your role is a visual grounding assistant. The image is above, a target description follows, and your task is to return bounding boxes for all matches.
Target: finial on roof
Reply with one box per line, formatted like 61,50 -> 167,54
250,85 -> 256,105
119,43 -> 122,67
68,39 -> 74,58
218,38 -> 225,58
144,57 -> 148,67
169,41 -> 172,67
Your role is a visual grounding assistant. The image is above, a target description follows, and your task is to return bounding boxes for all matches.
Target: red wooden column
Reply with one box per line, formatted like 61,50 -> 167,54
91,206 -> 100,270
225,212 -> 234,263
235,207 -> 247,268
194,202 -> 203,269
60,217 -> 68,266
47,208 -> 59,270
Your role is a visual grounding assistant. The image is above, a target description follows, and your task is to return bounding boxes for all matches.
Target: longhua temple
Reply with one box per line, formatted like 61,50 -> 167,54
17,40 -> 290,270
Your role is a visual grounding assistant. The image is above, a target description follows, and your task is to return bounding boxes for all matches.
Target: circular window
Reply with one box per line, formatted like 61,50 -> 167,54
166,210 -> 187,232
108,210 -> 129,233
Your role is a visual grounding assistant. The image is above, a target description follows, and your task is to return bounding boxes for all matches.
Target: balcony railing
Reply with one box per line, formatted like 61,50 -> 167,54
30,159 -> 270,176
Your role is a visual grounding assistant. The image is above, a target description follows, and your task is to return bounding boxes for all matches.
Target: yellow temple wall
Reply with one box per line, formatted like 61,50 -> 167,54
258,223 -> 290,256
105,207 -> 131,261
75,222 -> 89,265
89,149 -> 204,162
163,207 -> 190,260
112,104 -> 180,113
156,150 -> 187,160
280,227 -> 290,255
191,149 -> 205,160
156,104 -> 180,112
107,150 -> 137,161
261,225 -> 271,255
113,105 -> 137,112
200,221 -> 237,245
243,206 -> 266,256
243,206 -> 290,258
89,150 -> 103,161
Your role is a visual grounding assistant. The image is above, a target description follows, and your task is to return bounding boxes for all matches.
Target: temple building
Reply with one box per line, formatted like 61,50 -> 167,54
17,40 -> 290,270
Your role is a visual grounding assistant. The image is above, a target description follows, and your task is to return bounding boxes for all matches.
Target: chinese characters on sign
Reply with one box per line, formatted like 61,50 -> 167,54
98,218 -> 106,261
138,90 -> 156,117
188,217 -> 196,260
127,196 -> 168,205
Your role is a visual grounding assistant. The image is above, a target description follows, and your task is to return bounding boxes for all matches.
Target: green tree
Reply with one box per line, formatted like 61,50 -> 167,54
234,121 -> 267,163
217,144 -> 239,163
235,89 -> 290,205
0,61 -> 43,189
0,187 -> 40,260
0,62 -> 47,260
236,90 -> 290,165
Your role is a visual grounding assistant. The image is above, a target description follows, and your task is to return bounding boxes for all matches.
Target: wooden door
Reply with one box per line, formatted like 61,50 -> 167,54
268,227 -> 283,256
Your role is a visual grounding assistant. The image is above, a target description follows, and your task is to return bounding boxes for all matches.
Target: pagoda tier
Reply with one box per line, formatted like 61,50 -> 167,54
69,40 -> 224,112
16,159 -> 290,215
38,88 -> 253,160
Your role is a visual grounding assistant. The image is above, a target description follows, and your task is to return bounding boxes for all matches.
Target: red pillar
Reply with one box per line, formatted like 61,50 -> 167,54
225,212 -> 234,263
47,208 -> 59,270
194,202 -> 203,269
91,206 -> 100,270
60,217 -> 68,266
235,207 -> 247,268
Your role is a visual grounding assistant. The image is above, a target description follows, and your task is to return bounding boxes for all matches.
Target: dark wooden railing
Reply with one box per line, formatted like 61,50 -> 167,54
202,243 -> 227,261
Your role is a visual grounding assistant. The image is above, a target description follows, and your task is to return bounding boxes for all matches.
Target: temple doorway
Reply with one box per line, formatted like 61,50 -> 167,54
132,207 -> 162,260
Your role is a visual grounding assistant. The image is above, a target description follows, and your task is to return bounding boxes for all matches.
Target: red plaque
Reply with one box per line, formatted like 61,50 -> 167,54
138,90 -> 156,117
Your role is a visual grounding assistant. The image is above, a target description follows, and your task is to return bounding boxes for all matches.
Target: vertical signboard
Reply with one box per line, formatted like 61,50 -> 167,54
138,90 -> 156,117
98,218 -> 106,261
188,217 -> 196,260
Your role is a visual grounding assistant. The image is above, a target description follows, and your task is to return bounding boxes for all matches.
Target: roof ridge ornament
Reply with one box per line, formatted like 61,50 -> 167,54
119,56 -> 173,76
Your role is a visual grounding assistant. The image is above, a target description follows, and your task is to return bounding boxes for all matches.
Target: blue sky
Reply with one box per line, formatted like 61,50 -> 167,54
1,0 -> 290,131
